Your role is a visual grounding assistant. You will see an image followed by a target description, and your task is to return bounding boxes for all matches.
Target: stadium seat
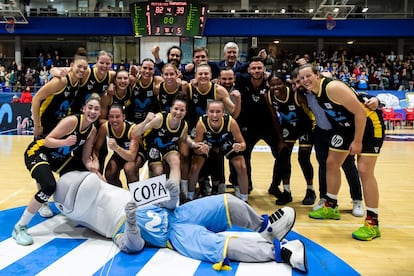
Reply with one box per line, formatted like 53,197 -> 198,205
382,107 -> 403,130
405,107 -> 414,128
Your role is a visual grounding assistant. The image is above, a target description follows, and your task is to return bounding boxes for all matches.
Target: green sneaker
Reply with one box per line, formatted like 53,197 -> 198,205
352,221 -> 381,241
308,206 -> 341,220
12,224 -> 33,246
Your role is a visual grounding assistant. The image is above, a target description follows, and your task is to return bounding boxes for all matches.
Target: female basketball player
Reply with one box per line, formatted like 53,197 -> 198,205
12,94 -> 102,246
300,63 -> 385,241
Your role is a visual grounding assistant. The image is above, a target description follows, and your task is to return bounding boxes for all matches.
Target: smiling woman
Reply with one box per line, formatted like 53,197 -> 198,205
10,93 -> 101,246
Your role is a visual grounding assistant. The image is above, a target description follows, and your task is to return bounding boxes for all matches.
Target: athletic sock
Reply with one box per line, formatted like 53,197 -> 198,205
366,209 -> 379,225
325,194 -> 338,208
306,185 -> 314,190
17,209 -> 35,227
283,185 -> 291,193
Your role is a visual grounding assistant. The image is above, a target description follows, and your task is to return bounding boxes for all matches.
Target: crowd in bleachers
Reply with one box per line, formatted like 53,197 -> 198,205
1,48 -> 414,94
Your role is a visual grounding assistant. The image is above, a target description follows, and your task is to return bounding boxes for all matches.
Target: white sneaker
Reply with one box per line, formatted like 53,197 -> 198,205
38,203 -> 53,218
352,200 -> 364,217
312,198 -> 326,211
274,239 -> 308,273
260,207 -> 296,242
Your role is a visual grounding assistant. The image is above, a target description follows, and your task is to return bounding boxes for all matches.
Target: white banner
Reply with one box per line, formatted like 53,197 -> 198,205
128,174 -> 170,206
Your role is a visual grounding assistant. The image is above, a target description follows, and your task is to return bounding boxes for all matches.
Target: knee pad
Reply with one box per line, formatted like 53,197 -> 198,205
32,164 -> 57,202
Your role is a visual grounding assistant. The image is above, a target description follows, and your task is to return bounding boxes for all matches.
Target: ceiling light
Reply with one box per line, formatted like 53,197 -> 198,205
333,8 -> 339,13
346,40 -> 354,45
230,9 -> 235,13
280,8 -> 286,14
273,40 -> 280,44
308,9 -> 314,13
254,9 -> 260,13
362,7 -> 368,12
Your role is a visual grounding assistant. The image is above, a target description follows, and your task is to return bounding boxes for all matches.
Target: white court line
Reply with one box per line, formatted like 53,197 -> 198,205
0,215 -> 71,269
0,189 -> 27,205
137,248 -> 201,276
37,238 -> 119,276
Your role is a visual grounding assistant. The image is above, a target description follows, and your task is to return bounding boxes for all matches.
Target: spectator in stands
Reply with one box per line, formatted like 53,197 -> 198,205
20,86 -> 32,103
258,48 -> 276,73
45,53 -> 53,70
368,70 -> 380,90
399,67 -> 411,91
11,94 -> 20,103
0,65 -> 5,84
39,65 -> 49,86
357,70 -> 369,90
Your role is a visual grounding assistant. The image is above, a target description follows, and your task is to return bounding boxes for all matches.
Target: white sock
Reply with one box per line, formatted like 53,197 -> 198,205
283,185 -> 291,193
307,185 -> 314,190
180,180 -> 188,195
17,209 -> 35,227
366,207 -> 378,214
326,193 -> 337,200
187,191 -> 194,200
239,194 -> 248,202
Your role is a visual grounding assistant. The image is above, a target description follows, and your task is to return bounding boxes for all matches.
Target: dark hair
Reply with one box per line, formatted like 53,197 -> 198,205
109,103 -> 125,113
172,93 -> 188,110
290,68 -> 299,79
141,58 -> 155,65
270,71 -> 286,83
220,66 -> 235,74
167,46 -> 182,57
249,56 -> 265,65
115,69 -> 128,77
73,47 -> 88,62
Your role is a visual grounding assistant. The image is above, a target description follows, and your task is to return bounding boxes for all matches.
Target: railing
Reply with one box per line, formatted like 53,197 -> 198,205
21,9 -> 414,20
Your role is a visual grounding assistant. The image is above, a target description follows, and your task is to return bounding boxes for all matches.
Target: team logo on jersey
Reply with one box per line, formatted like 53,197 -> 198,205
252,94 -> 260,102
331,134 -> 344,148
324,103 -> 333,109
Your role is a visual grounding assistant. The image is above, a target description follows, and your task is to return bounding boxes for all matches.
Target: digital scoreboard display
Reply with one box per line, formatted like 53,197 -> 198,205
130,1 -> 207,37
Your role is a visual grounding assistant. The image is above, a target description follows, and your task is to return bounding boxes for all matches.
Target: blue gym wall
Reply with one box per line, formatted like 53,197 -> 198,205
1,17 -> 414,37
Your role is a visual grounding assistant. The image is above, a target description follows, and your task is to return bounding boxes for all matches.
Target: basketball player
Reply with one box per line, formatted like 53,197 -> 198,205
93,104 -> 140,187
13,94 -> 102,246
299,63 -> 385,241
30,48 -> 90,218
187,101 -> 249,202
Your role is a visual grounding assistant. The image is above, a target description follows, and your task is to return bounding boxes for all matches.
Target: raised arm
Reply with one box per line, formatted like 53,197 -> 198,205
216,84 -> 241,118
131,112 -> 160,138
107,129 -> 140,162
31,77 -> 67,137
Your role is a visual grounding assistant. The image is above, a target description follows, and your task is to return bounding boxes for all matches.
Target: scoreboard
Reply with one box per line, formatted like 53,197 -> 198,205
130,1 -> 207,37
